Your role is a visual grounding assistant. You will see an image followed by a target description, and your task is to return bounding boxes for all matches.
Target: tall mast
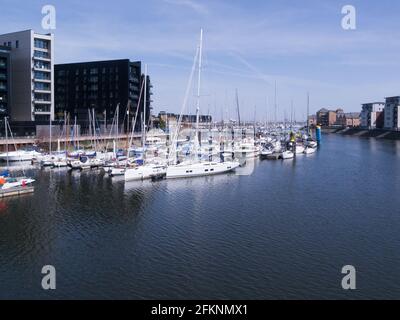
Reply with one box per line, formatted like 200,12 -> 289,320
143,64 -> 147,150
274,81 -> 277,124
291,99 -> 294,127
235,89 -> 241,127
307,92 -> 310,132
195,29 -> 203,141
49,113 -> 52,154
5,117 -> 9,169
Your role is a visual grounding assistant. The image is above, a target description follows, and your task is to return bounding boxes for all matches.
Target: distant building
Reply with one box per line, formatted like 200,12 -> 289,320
316,108 -> 337,127
159,111 -> 212,127
0,45 -> 11,117
0,30 -> 55,122
55,59 -> 152,131
360,102 -> 385,129
307,115 -> 316,127
384,96 -> 400,130
344,112 -> 361,127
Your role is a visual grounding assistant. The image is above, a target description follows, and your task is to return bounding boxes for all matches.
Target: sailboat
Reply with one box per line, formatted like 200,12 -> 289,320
124,64 -> 167,181
166,29 -> 239,179
0,117 -> 35,190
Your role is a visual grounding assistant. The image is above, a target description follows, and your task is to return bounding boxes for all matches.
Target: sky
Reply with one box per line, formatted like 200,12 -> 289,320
2,0 -> 400,121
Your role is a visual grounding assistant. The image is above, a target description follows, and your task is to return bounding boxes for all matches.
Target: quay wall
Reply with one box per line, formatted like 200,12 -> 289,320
322,127 -> 400,140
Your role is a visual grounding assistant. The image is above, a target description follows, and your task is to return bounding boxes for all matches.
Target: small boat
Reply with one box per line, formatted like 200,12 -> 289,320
0,176 -> 35,190
294,145 -> 305,154
260,148 -> 273,159
281,150 -> 294,160
304,147 -> 317,154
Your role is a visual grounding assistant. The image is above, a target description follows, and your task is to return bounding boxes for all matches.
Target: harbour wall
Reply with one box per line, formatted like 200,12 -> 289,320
322,127 -> 400,140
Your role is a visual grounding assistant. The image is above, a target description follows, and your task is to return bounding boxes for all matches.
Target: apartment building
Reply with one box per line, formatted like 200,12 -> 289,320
0,30 -> 55,122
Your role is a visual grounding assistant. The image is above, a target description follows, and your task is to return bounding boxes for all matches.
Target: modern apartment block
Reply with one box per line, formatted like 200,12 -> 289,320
0,30 -> 54,122
360,102 -> 385,129
55,59 -> 152,131
0,45 -> 11,117
384,96 -> 400,130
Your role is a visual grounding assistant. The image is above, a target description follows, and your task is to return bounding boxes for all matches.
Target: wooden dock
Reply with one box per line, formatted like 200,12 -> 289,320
0,186 -> 35,198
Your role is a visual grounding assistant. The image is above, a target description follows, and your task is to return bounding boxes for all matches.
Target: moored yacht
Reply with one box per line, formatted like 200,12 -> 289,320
166,160 -> 239,179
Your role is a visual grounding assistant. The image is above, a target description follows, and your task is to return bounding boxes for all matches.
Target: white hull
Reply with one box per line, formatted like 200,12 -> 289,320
166,161 -> 239,179
124,164 -> 166,181
1,178 -> 35,190
282,151 -> 294,159
295,145 -> 305,154
304,147 -> 317,154
110,167 -> 126,177
0,151 -> 41,162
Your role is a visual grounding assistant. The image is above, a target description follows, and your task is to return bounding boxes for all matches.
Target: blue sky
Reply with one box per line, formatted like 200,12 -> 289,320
2,0 -> 400,121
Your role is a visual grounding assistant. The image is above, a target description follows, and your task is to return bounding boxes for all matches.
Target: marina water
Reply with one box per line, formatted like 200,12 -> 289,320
1,134 -> 400,299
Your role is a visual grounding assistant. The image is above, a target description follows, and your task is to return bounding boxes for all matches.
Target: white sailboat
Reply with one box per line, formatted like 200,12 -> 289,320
124,64 -> 167,181
0,117 -> 35,191
166,29 -> 239,179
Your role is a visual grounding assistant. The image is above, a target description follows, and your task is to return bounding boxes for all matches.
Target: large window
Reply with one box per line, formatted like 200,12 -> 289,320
34,39 -> 49,49
34,71 -> 50,80
34,50 -> 50,59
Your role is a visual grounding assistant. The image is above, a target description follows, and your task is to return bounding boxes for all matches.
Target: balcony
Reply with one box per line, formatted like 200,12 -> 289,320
34,72 -> 51,82
34,83 -> 51,92
33,93 -> 51,104
34,105 -> 51,113
33,62 -> 51,72
34,39 -> 50,50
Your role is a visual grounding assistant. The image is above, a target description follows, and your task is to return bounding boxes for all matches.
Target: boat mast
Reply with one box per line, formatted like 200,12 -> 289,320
49,115 -> 52,154
143,64 -> 147,153
194,29 -> 203,161
235,89 -> 241,127
307,92 -> 310,133
274,81 -> 277,124
5,117 -> 9,169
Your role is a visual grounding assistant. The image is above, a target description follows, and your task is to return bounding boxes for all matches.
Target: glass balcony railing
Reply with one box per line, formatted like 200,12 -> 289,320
34,106 -> 51,113
34,50 -> 50,59
34,62 -> 51,70
34,84 -> 51,91
34,39 -> 49,50
34,72 -> 51,80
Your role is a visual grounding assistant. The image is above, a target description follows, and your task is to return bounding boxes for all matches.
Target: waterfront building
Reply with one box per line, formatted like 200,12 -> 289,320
55,59 -> 152,131
360,102 -> 385,129
307,115 -> 317,127
0,30 -> 54,122
0,45 -> 11,117
316,108 -> 337,127
384,96 -> 400,130
159,112 -> 211,126
344,112 -> 361,127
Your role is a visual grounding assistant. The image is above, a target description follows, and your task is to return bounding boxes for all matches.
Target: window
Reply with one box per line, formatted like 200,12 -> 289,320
16,40 -> 19,48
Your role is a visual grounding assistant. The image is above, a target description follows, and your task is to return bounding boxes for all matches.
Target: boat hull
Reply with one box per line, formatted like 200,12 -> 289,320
166,161 -> 239,179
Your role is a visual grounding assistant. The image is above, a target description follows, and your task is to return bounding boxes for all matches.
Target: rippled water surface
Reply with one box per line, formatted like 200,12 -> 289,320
1,134 -> 400,299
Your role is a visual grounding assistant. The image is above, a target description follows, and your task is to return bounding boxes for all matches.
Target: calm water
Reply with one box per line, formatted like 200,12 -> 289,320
1,134 -> 400,299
